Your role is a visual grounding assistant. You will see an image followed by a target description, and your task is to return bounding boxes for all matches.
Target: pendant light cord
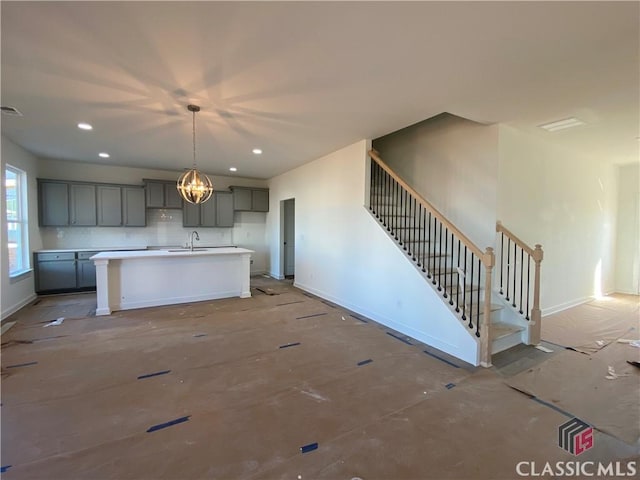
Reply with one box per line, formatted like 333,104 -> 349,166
192,109 -> 197,169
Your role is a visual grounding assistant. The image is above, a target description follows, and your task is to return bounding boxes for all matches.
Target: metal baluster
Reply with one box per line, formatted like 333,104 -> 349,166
449,232 -> 455,305
468,254 -> 474,329
443,227 -> 449,298
437,222 -> 443,291
499,232 -> 504,294
422,207 -> 427,272
382,170 -> 388,229
461,246 -> 468,320
519,248 -> 524,314
395,180 -> 400,242
416,203 -> 423,267
512,240 -> 517,308
411,197 -> 417,261
475,257 -> 481,338
426,211 -> 431,275
455,239 -> 461,312
505,238 -> 511,301
526,253 -> 531,320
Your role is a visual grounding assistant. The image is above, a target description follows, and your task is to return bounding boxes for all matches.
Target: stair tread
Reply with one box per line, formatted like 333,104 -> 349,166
491,322 -> 525,339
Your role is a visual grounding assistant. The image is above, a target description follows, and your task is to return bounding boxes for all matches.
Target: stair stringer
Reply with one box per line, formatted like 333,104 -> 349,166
361,209 -> 481,366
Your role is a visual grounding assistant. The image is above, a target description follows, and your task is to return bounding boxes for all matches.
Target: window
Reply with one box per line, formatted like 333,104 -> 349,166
5,165 -> 29,276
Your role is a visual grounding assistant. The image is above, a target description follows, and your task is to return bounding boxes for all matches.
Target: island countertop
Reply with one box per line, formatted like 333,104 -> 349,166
91,247 -> 254,261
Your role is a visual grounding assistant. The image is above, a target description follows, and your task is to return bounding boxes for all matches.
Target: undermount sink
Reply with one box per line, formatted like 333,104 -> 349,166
166,248 -> 208,252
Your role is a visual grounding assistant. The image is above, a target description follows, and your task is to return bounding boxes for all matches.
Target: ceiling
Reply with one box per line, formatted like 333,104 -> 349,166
1,1 -> 638,179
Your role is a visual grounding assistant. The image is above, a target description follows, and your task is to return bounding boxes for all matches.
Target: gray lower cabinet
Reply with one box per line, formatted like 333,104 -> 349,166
76,251 -> 99,288
35,251 -> 100,293
182,191 -> 234,227
34,252 -> 77,292
230,186 -> 269,212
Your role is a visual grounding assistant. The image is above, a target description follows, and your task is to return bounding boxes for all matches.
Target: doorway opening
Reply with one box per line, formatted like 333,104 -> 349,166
282,198 -> 295,279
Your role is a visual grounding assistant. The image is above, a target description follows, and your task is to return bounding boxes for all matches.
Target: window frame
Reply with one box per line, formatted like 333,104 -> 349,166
5,164 -> 30,277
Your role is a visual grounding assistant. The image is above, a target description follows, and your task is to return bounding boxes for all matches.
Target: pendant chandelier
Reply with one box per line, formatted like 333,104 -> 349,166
177,104 -> 214,204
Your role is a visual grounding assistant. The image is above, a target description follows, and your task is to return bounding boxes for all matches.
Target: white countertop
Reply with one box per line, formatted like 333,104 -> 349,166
36,247 -> 148,253
91,247 -> 254,260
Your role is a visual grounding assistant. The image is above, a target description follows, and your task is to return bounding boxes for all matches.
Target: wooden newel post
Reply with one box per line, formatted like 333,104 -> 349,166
480,247 -> 495,367
529,244 -> 544,345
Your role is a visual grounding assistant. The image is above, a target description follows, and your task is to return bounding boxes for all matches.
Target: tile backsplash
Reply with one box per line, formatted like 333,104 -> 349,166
40,209 -> 233,248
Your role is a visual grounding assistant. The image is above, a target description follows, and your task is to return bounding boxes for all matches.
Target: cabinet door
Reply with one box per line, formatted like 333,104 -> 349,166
97,186 -> 122,226
215,192 -> 234,227
183,202 -> 201,227
36,260 -> 77,292
123,187 -> 146,226
39,181 -> 69,226
70,184 -> 97,226
200,196 -> 217,227
252,190 -> 269,212
146,182 -> 164,208
233,188 -> 252,211
165,183 -> 183,208
76,259 -> 97,288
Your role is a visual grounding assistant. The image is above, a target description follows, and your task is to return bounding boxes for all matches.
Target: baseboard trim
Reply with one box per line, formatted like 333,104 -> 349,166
1,293 -> 38,322
542,296 -> 592,317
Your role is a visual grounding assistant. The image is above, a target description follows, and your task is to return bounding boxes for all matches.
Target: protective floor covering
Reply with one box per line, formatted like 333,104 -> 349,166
507,345 -> 640,445
2,281 -> 638,479
541,294 -> 639,354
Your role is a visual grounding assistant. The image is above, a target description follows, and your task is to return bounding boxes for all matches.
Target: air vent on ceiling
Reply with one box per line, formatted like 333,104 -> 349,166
539,117 -> 585,132
1,106 -> 23,116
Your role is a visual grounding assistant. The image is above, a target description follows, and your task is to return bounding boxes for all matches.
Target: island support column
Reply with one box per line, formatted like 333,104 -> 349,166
94,258 -> 112,316
240,252 -> 251,298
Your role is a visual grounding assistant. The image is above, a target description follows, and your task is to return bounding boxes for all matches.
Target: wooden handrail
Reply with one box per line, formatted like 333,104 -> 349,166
370,149 -> 489,264
496,221 -> 541,259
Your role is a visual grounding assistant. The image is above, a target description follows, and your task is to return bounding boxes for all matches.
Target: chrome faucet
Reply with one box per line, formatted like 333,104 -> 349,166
188,230 -> 200,251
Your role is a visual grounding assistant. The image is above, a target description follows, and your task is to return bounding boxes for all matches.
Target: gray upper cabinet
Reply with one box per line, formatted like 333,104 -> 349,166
97,186 -> 122,226
123,187 -> 146,226
182,191 -> 234,227
38,179 -> 146,228
39,181 -> 69,226
230,186 -> 269,212
70,184 -> 97,226
145,180 -> 182,209
215,191 -> 234,226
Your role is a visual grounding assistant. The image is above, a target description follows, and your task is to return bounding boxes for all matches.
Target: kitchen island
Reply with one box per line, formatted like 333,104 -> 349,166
91,247 -> 253,316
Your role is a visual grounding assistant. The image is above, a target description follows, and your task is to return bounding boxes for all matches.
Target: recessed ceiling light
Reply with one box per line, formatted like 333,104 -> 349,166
538,117 -> 585,132
252,148 -> 262,155
77,122 -> 93,130
98,152 -> 110,158
229,167 -> 237,172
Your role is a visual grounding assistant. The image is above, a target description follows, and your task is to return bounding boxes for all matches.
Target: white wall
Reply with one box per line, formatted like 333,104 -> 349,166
498,126 -> 619,314
372,113 -> 499,248
615,163 -> 640,294
1,136 -> 43,320
35,158 -> 270,274
266,140 -> 479,365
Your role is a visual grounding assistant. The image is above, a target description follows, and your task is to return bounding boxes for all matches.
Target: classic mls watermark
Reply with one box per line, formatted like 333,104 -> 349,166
515,418 -> 637,477
558,417 -> 593,456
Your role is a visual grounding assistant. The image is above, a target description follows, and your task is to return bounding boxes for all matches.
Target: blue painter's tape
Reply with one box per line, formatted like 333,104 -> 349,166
279,342 -> 301,349
6,361 -> 38,369
146,415 -> 191,433
349,314 -> 368,323
445,383 -> 456,390
296,313 -> 328,319
530,397 -> 574,419
300,442 -> 318,454
357,359 -> 373,366
193,333 -> 208,338
137,370 -> 171,380
386,332 -> 413,345
1,465 -> 12,473
321,300 -> 337,308
423,350 -> 461,368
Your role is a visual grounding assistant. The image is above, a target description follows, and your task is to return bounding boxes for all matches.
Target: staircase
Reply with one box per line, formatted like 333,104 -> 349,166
368,150 -> 543,366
